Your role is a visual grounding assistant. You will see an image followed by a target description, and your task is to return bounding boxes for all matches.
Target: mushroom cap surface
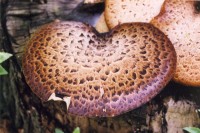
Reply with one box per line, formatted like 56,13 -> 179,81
151,0 -> 200,86
22,21 -> 176,117
104,0 -> 164,29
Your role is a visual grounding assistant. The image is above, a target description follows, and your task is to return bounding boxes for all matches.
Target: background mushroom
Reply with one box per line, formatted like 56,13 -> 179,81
151,0 -> 200,86
104,0 -> 165,29
94,0 -> 165,33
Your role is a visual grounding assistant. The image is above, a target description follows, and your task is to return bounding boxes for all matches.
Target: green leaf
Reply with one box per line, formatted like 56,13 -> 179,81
55,128 -> 64,133
73,127 -> 80,133
0,65 -> 8,75
183,127 -> 200,133
0,52 -> 12,63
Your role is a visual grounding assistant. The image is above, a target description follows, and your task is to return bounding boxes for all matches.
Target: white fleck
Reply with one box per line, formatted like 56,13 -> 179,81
48,93 -> 71,111
103,108 -> 106,112
63,96 -> 71,111
100,86 -> 104,98
48,93 -> 62,101
195,109 -> 200,113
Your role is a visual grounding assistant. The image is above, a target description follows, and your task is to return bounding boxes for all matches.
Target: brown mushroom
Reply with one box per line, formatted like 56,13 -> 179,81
22,21 -> 176,117
104,0 -> 165,29
151,0 -> 200,86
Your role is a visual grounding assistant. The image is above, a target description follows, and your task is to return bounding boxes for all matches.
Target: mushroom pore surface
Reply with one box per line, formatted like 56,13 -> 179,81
22,21 -> 176,117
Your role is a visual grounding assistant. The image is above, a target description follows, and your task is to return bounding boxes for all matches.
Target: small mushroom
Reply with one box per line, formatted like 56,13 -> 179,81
22,21 -> 176,117
104,0 -> 165,29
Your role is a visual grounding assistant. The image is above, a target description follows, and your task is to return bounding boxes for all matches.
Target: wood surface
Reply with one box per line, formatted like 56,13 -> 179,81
0,0 -> 199,133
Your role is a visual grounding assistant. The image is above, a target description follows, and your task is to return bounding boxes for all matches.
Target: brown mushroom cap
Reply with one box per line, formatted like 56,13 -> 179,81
104,0 -> 165,29
151,0 -> 200,86
22,21 -> 176,117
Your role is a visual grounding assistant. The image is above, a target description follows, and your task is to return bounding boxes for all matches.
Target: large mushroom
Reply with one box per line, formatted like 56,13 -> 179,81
22,21 -> 176,117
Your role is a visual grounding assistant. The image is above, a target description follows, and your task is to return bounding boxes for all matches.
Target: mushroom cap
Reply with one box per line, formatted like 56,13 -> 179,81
22,21 -> 176,117
151,0 -> 200,86
104,0 -> 165,29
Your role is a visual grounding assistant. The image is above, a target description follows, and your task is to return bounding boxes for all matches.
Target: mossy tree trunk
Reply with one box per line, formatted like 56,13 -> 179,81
0,0 -> 200,133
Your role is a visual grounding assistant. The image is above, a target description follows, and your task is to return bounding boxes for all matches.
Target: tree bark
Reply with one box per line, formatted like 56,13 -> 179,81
0,1 -> 200,133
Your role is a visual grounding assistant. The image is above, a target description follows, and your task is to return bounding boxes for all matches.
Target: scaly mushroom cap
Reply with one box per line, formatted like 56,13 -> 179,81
22,21 -> 176,117
151,0 -> 200,86
104,0 -> 165,29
